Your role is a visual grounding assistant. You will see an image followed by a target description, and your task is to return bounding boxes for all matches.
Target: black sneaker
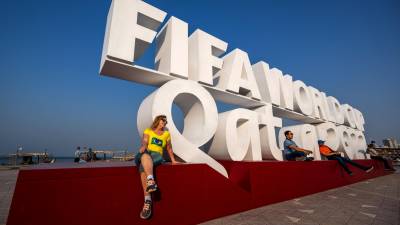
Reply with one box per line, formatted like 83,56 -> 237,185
146,178 -> 158,193
348,172 -> 353,176
304,157 -> 314,161
140,200 -> 152,219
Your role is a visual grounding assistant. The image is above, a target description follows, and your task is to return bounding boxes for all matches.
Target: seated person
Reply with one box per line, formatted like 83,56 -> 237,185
135,115 -> 178,220
318,140 -> 374,176
370,140 -> 377,148
283,130 -> 314,161
74,146 -> 80,163
367,144 -> 395,171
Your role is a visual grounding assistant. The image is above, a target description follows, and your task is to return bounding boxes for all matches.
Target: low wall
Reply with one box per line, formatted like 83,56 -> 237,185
7,159 -> 389,225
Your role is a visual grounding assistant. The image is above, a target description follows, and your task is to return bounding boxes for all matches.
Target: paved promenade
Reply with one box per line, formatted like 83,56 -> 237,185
201,169 -> 399,225
0,167 -> 398,225
0,169 -> 18,225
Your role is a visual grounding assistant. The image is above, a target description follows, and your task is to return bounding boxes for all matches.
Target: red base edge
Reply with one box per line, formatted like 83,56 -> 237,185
7,159 -> 390,225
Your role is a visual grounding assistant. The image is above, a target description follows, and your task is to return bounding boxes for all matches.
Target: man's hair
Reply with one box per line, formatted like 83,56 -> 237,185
284,130 -> 291,136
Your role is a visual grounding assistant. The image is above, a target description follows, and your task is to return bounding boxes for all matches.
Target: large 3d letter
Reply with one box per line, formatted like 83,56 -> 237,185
254,105 -> 283,160
336,125 -> 355,159
326,96 -> 345,124
188,29 -> 227,85
355,130 -> 368,158
293,81 -> 313,116
252,62 -> 294,109
208,109 -> 262,161
216,49 -> 261,100
137,79 -> 228,177
353,108 -> 365,131
155,17 -> 188,78
102,0 -> 166,64
315,122 -> 340,152
341,104 -> 356,128
278,72 -> 294,110
308,86 -> 329,121
320,93 -> 336,123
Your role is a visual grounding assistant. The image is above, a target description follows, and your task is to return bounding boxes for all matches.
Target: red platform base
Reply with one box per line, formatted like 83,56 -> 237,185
7,159 -> 390,225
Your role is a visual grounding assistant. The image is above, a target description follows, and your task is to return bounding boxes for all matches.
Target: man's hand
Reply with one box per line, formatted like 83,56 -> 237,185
329,152 -> 340,156
304,150 -> 313,155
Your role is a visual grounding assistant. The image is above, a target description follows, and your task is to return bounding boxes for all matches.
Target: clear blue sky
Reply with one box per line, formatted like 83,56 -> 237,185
0,0 -> 399,156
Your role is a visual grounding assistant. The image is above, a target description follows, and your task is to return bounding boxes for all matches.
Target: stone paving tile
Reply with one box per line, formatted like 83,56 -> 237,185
219,213 -> 271,225
372,219 -> 395,225
0,169 -> 18,225
201,170 -> 400,225
319,215 -> 350,225
263,213 -> 299,225
305,211 -> 331,222
348,212 -> 378,224
375,211 -> 399,225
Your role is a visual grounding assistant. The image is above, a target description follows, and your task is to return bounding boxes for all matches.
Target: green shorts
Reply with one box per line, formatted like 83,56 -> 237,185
135,150 -> 164,173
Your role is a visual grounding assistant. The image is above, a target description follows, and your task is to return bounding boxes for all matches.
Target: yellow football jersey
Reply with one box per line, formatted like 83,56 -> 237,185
144,128 -> 171,155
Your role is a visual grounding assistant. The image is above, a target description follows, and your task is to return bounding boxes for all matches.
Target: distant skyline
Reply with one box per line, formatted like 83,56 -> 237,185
0,0 -> 399,156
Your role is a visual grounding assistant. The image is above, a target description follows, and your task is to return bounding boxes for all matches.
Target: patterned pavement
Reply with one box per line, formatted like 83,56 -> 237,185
201,169 -> 399,225
0,169 -> 18,225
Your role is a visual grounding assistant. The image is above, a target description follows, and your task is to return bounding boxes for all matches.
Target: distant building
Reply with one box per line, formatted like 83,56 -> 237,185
393,139 -> 398,148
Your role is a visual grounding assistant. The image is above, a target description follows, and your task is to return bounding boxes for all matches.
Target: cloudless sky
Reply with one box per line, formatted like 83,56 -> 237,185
0,0 -> 399,156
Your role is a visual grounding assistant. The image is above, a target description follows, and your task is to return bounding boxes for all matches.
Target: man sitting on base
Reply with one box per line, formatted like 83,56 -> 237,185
283,130 -> 314,161
367,144 -> 395,171
318,140 -> 374,176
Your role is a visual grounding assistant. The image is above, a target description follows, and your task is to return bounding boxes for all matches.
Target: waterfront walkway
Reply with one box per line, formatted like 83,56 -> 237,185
0,169 -> 18,225
0,167 -> 398,225
201,169 -> 399,225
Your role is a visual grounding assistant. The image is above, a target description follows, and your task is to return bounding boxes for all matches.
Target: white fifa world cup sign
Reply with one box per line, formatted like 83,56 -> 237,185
100,0 -> 367,177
